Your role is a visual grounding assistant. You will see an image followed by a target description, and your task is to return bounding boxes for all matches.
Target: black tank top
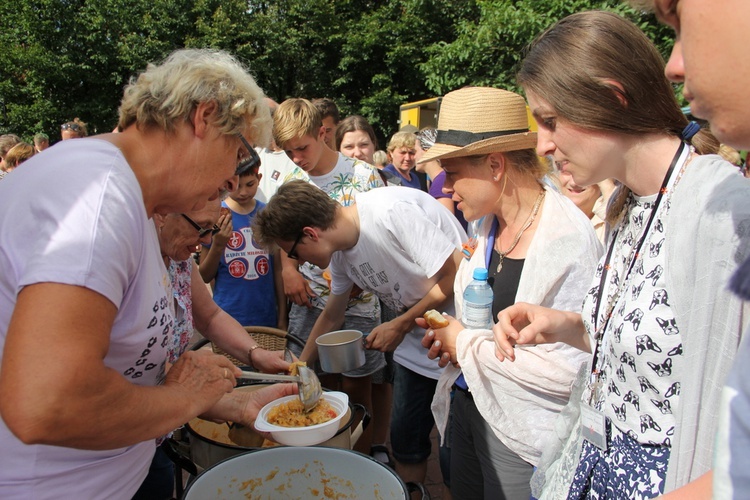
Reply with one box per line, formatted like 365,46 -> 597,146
487,251 -> 525,318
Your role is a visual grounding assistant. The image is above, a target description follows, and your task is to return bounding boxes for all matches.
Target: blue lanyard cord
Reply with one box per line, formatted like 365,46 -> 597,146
485,217 -> 499,270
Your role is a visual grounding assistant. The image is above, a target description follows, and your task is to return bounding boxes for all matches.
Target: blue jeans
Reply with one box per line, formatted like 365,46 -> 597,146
390,361 -> 450,485
131,443 -> 174,500
391,361 -> 436,463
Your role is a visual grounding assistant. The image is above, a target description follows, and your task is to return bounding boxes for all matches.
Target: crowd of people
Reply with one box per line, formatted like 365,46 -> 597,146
2,4 -> 750,500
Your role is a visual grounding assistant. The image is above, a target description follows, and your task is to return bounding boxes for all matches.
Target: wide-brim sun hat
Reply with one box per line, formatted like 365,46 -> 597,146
419,87 -> 537,163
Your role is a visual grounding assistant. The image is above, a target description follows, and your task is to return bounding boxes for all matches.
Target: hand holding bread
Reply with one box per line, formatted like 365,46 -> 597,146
423,309 -> 449,329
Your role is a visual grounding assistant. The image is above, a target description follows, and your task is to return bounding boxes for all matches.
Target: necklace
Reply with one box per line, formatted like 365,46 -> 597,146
495,189 -> 546,273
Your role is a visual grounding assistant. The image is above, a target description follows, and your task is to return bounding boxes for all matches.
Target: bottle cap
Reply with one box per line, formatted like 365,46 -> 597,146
472,268 -> 488,281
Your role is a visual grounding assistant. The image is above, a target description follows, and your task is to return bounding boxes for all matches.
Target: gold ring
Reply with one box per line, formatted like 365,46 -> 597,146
223,368 -> 228,379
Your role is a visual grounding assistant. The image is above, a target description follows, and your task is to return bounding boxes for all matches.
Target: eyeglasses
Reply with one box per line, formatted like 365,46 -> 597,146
61,123 -> 82,132
236,134 -> 261,176
287,232 -> 304,259
181,213 -> 220,238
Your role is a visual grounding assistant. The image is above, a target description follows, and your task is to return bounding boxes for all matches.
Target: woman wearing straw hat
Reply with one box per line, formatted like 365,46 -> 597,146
419,86 -> 602,499
493,11 -> 750,499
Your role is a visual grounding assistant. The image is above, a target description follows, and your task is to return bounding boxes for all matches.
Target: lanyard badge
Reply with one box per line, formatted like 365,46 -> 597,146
461,237 -> 478,260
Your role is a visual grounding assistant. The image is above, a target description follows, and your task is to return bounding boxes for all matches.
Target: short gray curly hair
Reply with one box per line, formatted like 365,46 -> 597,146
118,49 -> 271,147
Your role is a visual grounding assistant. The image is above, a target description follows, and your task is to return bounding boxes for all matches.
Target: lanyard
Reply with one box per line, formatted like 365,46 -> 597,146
589,142 -> 686,378
485,217 -> 499,270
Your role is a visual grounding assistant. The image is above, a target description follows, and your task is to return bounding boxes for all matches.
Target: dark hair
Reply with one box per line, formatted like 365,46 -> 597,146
335,115 -> 378,151
518,11 -> 719,222
252,180 -> 338,248
312,98 -> 340,124
239,161 -> 260,178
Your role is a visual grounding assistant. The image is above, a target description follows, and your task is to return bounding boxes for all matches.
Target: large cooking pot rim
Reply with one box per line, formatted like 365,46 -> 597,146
182,446 -> 409,499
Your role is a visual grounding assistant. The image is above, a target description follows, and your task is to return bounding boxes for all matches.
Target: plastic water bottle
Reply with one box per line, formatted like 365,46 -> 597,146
462,267 -> 494,329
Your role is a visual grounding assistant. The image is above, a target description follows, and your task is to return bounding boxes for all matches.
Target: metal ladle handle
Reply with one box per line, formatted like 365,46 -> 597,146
238,371 -> 299,383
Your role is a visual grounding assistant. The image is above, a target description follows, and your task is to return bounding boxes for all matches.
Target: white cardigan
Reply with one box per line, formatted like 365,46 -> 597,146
431,185 -> 603,465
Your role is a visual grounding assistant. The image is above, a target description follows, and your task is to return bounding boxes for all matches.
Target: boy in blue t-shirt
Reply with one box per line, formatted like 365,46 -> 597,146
199,164 -> 287,330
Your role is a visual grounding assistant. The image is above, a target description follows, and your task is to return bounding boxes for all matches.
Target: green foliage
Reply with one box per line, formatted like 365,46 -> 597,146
0,0 -> 196,139
420,0 -> 676,96
0,0 -> 677,144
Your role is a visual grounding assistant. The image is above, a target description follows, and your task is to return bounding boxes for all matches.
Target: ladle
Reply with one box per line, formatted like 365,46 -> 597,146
238,366 -> 322,412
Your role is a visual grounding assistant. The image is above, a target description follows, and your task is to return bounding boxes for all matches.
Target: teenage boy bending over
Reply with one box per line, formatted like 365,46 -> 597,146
253,180 -> 466,489
273,98 -> 384,454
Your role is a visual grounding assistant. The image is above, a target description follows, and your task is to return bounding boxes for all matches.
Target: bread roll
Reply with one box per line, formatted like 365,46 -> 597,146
423,310 -> 449,329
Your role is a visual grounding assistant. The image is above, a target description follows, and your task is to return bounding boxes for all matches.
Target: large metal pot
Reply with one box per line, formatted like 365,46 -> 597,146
172,383 -> 368,473
182,447 -> 409,499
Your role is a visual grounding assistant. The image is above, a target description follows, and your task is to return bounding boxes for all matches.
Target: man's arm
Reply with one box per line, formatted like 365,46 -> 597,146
279,252 -> 314,307
365,248 -> 462,352
298,290 -> 350,363
437,197 -> 456,215
272,249 -> 289,330
658,471 -> 712,499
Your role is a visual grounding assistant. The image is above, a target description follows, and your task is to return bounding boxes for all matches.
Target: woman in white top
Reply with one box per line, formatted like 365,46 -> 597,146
495,11 -> 750,499
418,86 -> 602,499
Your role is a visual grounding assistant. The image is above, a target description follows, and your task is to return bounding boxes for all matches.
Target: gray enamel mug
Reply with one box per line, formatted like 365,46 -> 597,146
316,329 -> 366,373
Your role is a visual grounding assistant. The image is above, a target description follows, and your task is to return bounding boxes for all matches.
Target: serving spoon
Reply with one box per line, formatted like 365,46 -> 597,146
238,366 -> 322,412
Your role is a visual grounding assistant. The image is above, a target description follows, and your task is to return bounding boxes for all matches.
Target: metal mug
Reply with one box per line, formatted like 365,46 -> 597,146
315,329 -> 366,373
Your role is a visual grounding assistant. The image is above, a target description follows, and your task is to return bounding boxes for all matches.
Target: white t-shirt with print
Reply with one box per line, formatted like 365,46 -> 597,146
0,139 -> 172,499
255,147 -> 309,203
300,153 -> 385,319
329,187 -> 467,379
582,191 -> 683,446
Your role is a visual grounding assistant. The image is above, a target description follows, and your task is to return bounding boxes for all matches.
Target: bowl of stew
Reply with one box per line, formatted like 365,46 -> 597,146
254,391 -> 349,446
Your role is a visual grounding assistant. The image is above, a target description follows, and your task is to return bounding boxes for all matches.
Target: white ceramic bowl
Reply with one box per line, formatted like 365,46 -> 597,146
253,391 -> 349,446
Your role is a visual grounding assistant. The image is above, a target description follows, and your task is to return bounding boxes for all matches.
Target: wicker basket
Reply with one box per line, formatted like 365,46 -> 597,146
211,326 -> 304,367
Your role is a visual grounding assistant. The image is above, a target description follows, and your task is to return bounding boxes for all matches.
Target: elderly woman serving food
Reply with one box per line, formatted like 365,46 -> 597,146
0,49 -> 295,499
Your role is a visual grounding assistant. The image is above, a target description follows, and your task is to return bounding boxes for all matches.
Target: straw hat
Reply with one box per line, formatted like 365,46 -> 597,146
419,87 -> 537,163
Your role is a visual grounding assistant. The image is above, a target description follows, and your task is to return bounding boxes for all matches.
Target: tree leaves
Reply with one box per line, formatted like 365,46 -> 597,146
0,0 -> 675,144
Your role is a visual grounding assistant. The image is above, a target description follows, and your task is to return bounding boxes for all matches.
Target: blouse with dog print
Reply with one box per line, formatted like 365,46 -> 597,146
581,183 -> 683,446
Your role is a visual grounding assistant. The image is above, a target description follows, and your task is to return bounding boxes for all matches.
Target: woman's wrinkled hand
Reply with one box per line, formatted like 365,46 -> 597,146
234,383 -> 298,428
165,349 -> 240,414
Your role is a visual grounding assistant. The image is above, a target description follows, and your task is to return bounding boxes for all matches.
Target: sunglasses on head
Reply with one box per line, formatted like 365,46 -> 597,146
417,128 -> 437,151
61,123 -> 82,132
181,213 -> 220,238
236,134 -> 261,176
